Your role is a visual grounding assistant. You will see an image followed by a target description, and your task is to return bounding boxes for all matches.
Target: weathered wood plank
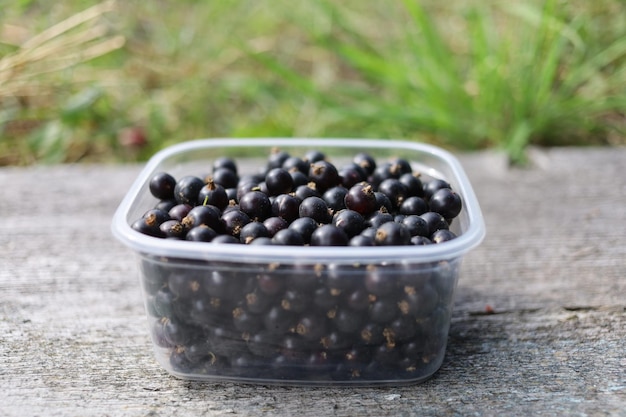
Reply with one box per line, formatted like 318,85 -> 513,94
1,147 -> 625,416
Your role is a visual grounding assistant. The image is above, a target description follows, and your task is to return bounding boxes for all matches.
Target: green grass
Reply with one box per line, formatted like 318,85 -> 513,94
0,0 -> 624,165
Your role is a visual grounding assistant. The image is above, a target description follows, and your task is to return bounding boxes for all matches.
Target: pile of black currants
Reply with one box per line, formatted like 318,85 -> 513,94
133,148 -> 464,383
131,148 -> 463,247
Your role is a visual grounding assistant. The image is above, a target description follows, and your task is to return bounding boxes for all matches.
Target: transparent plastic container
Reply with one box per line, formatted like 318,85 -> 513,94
111,138 -> 485,386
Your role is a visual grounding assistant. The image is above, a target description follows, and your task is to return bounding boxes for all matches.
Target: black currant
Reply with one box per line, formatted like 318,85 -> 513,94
182,204 -> 222,231
159,219 -> 186,239
272,228 -> 305,246
186,225 -> 217,242
271,193 -> 301,223
429,188 -> 462,219
420,211 -> 449,236
288,217 -> 319,244
308,160 -> 340,192
345,182 -> 378,216
149,172 -> 176,200
239,221 -> 270,244
402,215 -> 430,237
377,178 -> 408,209
239,190 -> 272,221
265,168 -> 294,196
333,209 -> 366,238
210,167 -> 238,189
174,175 -> 204,205
374,221 -> 411,246
299,196 -> 332,224
431,229 -> 457,244
353,152 -> 377,176
423,179 -> 451,200
398,196 -> 429,216
263,216 -> 289,237
197,179 -> 229,210
310,225 -> 349,246
212,156 -> 238,174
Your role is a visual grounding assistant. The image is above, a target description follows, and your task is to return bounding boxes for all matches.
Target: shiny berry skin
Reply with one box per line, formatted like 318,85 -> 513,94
401,215 -> 429,237
186,225 -> 217,242
390,157 -> 413,176
345,182 -> 378,216
410,235 -> 433,245
367,210 -> 394,229
267,149 -> 291,170
168,203 -> 193,222
429,188 -> 462,219
374,192 -> 393,213
282,156 -> 309,174
160,220 -> 186,239
210,168 -> 239,189
154,199 -> 177,213
271,193 -> 301,223
308,160 -> 340,192
377,178 -> 408,209
263,216 -> 289,237
265,168 -> 294,196
149,172 -> 176,200
299,196 -> 332,224
349,234 -> 376,247
423,179 -> 451,200
304,149 -> 326,163
333,209 -> 366,238
353,152 -> 377,176
182,204 -> 222,231
239,190 -> 272,221
197,179 -> 228,210
398,173 -> 424,197
339,165 -> 366,189
288,217 -> 319,244
294,183 -> 320,200
398,196 -> 429,216
431,229 -> 457,244
212,157 -> 238,174
132,215 -> 165,238
143,208 -> 170,225
289,171 -> 309,188
271,228 -> 305,246
220,209 -> 251,237
371,162 -> 397,187
239,221 -> 270,244
420,211 -> 449,236
310,224 -> 349,246
375,222 -> 411,246
174,176 -> 205,205
323,186 -> 348,212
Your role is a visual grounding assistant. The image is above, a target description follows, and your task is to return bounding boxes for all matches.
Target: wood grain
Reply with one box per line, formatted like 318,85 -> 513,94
1,147 -> 625,416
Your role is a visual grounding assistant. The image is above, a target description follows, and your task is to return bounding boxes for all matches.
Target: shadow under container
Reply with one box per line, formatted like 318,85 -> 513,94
111,138 -> 485,386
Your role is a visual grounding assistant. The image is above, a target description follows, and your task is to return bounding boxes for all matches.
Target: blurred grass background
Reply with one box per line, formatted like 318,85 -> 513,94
1,0 -> 624,165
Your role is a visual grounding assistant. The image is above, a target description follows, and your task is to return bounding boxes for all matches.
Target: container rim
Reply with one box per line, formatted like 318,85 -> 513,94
111,138 -> 486,264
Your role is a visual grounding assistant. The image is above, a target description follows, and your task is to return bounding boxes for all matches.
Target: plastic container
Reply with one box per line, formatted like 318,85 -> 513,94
111,138 -> 485,386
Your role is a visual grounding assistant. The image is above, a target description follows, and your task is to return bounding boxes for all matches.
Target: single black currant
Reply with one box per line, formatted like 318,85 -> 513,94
345,182 -> 378,216
174,175 -> 205,205
265,168 -> 294,196
299,196 -> 332,224
310,225 -> 349,246
374,221 -> 411,246
429,188 -> 462,219
149,172 -> 176,200
239,190 -> 272,221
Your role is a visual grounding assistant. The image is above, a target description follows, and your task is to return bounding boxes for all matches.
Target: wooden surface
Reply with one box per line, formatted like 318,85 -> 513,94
1,146 -> 625,416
